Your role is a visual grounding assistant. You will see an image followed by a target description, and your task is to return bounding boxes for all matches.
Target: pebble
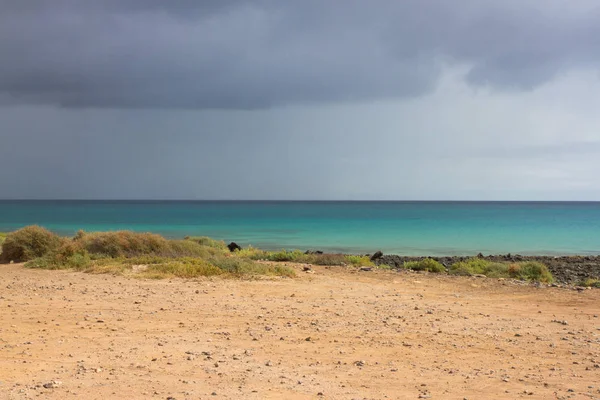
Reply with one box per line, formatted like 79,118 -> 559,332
43,380 -> 62,389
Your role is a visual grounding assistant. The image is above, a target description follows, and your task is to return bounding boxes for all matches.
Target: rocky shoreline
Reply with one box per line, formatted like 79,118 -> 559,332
371,254 -> 600,284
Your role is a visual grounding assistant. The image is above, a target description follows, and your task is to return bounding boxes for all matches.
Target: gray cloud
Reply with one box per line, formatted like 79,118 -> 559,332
1,0 -> 599,109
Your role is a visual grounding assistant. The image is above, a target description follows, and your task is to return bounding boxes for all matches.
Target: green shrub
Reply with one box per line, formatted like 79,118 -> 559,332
74,231 -> 170,257
73,231 -> 212,258
185,236 -> 227,250
582,278 -> 600,288
449,258 -> 489,275
510,261 -> 553,283
0,226 -> 65,263
482,262 -> 510,278
26,251 -> 91,270
208,256 -> 254,274
18,229 -> 295,279
404,258 -> 445,273
449,258 -> 509,278
0,233 -> 6,257
234,246 -> 269,260
344,255 -> 374,267
265,249 -> 305,262
143,258 -> 224,278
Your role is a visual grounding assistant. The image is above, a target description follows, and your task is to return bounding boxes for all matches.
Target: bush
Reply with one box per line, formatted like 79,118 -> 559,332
404,258 -> 445,273
142,258 -> 224,278
511,261 -> 553,283
18,229 -> 296,279
0,226 -> 64,263
449,258 -> 489,275
582,278 -> 600,288
482,262 -> 510,278
26,251 -> 91,270
234,246 -> 268,260
449,258 -> 509,278
73,231 -> 211,258
0,232 -> 6,256
208,256 -> 254,274
264,249 -> 305,262
184,236 -> 227,250
344,255 -> 374,267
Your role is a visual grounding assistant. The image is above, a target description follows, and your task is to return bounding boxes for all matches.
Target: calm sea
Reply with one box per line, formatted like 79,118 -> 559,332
1,201 -> 599,256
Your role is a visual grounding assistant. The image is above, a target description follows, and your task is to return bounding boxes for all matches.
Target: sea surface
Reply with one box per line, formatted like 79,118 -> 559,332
1,201 -> 599,256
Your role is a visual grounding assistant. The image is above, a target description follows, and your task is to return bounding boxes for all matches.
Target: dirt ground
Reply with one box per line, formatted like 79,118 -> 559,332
1,263 -> 599,400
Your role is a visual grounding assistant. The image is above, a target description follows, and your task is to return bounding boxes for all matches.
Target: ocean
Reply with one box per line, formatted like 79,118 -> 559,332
0,201 -> 599,256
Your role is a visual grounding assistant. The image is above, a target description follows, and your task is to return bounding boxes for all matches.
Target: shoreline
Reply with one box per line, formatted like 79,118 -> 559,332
372,254 -> 600,284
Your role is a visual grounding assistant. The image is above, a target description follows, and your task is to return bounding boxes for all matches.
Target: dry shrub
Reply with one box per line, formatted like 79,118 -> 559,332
0,226 -> 64,263
74,231 -> 209,258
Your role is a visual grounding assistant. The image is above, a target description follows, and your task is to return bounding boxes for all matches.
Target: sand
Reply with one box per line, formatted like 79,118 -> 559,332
1,263 -> 599,400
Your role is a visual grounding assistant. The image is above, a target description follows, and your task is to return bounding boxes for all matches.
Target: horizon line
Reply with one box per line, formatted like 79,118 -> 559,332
1,199 -> 600,203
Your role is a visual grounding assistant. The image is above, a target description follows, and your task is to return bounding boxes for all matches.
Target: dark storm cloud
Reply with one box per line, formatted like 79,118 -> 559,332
1,0 -> 599,109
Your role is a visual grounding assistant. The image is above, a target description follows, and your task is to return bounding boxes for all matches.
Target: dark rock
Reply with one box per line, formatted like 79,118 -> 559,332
370,251 -> 384,261
369,253 -> 600,284
227,242 -> 242,252
305,250 -> 323,254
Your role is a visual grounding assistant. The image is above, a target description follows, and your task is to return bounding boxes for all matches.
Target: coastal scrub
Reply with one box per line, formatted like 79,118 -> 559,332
0,225 -> 65,263
403,258 -> 446,273
4,227 -> 295,279
449,258 -> 553,283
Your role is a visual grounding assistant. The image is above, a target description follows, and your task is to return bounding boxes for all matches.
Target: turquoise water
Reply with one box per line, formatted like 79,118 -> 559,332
0,201 -> 599,255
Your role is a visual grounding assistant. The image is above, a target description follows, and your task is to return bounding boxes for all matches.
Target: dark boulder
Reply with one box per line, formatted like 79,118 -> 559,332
370,251 -> 383,261
227,242 -> 242,252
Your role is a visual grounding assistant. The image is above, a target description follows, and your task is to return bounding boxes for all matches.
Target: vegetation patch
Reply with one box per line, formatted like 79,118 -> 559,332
508,261 -> 554,283
0,226 -> 65,263
344,255 -> 374,267
10,226 -> 295,279
449,258 -> 553,283
581,278 -> 600,288
184,236 -> 227,250
0,232 -> 7,255
449,258 -> 509,278
3,226 -> 557,283
236,249 -> 371,267
403,258 -> 446,273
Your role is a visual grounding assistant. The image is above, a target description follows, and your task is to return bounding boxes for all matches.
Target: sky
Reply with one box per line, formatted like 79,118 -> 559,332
1,0 -> 600,200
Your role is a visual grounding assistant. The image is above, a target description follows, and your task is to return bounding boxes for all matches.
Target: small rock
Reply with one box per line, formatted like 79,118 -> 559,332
43,381 -> 62,389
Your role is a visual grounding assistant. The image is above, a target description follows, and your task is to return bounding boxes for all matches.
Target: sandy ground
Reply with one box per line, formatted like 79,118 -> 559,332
1,263 -> 599,400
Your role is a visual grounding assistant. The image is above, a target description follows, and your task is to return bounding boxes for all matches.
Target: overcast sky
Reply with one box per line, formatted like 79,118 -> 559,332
1,0 -> 599,200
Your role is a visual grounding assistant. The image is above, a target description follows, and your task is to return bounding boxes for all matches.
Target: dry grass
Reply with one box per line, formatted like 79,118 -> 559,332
15,227 -> 295,279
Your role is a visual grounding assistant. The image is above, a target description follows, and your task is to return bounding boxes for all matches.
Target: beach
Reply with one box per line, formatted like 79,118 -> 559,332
1,262 -> 599,400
